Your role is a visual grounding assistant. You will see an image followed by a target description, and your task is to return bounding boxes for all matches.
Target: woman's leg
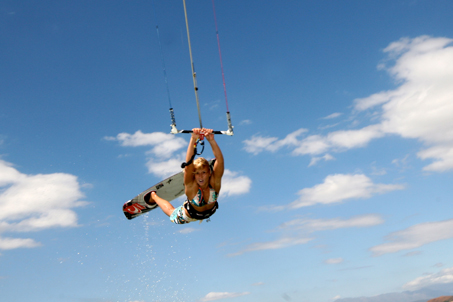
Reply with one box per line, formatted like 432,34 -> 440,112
149,191 -> 175,217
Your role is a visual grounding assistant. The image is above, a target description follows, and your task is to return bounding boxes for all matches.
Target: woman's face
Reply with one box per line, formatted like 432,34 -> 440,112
194,166 -> 211,187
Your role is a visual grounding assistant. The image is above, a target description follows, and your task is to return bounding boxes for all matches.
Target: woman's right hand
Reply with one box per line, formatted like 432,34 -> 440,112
192,128 -> 201,140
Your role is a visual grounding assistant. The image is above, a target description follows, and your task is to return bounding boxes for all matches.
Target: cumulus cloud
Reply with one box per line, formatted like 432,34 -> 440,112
229,214 -> 383,257
242,135 -> 278,155
106,130 -> 186,159
199,292 -> 250,302
145,154 -> 185,178
370,219 -> 453,256
220,170 -> 252,197
244,36 -> 453,172
290,174 -> 404,208
106,131 -> 187,178
109,130 -> 251,196
0,160 -> 86,250
243,126 -> 384,159
0,237 -> 41,250
325,125 -> 385,150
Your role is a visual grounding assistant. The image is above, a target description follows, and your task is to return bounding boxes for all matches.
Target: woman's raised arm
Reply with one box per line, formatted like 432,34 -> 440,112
204,129 -> 224,191
183,128 -> 200,186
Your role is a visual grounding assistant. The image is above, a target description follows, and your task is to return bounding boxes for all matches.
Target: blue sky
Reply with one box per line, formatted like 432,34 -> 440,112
1,1 -> 453,302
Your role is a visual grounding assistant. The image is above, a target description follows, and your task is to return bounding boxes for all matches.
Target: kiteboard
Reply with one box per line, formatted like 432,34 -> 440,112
122,159 -> 215,220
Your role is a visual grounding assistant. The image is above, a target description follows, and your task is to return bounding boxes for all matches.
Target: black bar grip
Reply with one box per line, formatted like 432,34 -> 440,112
179,130 -> 223,134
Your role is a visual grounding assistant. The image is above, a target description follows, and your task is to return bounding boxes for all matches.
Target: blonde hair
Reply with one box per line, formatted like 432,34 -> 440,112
193,157 -> 211,173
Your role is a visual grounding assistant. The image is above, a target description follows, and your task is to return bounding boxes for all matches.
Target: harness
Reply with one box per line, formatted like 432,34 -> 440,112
180,134 -> 218,220
184,184 -> 219,220
184,200 -> 219,220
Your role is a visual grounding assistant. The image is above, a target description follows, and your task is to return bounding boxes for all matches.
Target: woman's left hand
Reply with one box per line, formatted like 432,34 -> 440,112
203,128 -> 215,142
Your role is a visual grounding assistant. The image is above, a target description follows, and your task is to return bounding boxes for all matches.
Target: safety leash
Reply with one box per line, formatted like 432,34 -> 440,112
181,138 -> 204,169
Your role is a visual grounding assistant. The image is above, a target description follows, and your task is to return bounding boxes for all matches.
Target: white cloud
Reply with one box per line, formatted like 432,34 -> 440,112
0,159 -> 25,185
0,160 -> 86,250
325,125 -> 385,150
308,153 -> 335,167
273,129 -> 309,151
107,130 -> 187,159
199,292 -> 250,302
244,126 -> 384,157
353,90 -> 400,111
220,170 -> 252,197
110,131 -> 252,197
291,134 -> 329,155
0,237 -> 41,250
292,126 -> 385,156
358,36 -> 453,171
107,130 -> 187,178
417,144 -> 453,172
244,36 -> 453,172
242,135 -> 279,155
145,153 -> 185,178
242,129 -> 307,155
370,219 -> 453,256
403,266 -> 453,291
322,112 -> 343,119
290,174 -> 404,208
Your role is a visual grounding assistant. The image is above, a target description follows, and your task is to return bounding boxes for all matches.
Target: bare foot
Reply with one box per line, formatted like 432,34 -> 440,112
144,191 -> 156,205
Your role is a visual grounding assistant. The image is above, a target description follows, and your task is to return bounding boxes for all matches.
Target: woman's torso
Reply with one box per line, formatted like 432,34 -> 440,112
190,186 -> 217,209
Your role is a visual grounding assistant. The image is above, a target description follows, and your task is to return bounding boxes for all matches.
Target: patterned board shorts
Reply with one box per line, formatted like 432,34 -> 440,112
169,203 -> 197,224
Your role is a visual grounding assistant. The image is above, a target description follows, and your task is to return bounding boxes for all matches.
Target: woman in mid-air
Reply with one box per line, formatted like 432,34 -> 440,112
146,128 -> 224,224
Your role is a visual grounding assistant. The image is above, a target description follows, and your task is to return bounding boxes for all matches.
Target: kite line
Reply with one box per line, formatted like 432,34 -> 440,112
151,0 -> 177,130
153,0 -> 234,136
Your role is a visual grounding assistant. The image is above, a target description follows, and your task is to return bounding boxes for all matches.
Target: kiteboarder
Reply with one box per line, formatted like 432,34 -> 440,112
146,128 -> 224,224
